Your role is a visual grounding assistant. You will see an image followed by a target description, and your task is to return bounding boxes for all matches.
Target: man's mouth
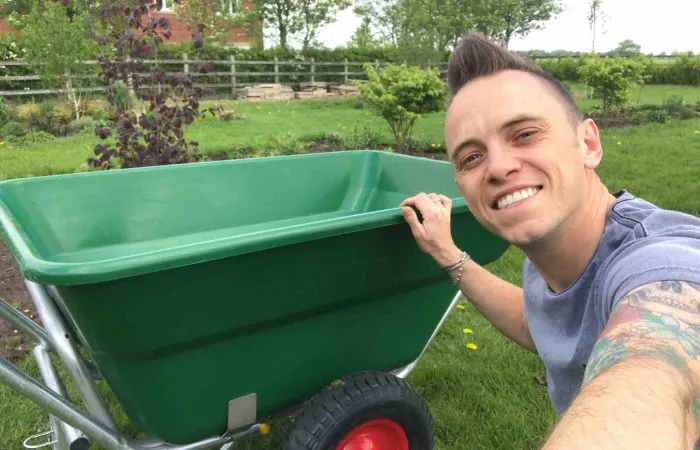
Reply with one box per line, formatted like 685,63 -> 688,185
494,186 -> 542,210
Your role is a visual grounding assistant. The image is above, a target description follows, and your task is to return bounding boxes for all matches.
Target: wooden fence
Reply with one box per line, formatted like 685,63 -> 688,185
0,55 -> 450,99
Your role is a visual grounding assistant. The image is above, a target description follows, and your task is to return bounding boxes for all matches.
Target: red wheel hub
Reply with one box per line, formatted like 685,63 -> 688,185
336,418 -> 409,450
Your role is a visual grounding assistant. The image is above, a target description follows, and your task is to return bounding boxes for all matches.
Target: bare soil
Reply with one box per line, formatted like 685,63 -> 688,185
0,239 -> 39,361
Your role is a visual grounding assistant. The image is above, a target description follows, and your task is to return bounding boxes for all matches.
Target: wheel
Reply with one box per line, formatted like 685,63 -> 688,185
282,371 -> 435,450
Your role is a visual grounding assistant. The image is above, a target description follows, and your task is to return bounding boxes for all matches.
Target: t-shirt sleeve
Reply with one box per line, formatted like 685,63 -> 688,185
598,236 -> 700,324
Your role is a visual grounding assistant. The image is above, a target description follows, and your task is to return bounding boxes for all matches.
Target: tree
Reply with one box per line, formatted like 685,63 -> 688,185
357,64 -> 446,153
173,0 -> 239,44
348,17 -> 378,50
236,0 -> 351,51
587,0 -> 607,53
352,0 -> 406,47
477,0 -> 562,49
14,2 -> 99,119
578,57 -> 650,110
614,39 -> 641,56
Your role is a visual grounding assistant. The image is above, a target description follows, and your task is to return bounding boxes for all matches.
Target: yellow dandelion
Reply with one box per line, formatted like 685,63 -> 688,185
463,328 -> 473,334
617,141 -> 622,145
456,304 -> 466,310
259,423 -> 271,436
694,130 -> 700,134
466,343 -> 478,350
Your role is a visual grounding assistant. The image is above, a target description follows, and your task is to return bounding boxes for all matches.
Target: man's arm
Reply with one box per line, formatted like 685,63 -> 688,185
451,258 -> 535,352
400,192 -> 536,352
543,281 -> 700,450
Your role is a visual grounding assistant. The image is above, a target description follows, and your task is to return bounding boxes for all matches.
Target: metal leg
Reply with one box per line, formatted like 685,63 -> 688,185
24,281 -> 116,431
391,291 -> 463,379
0,357 -> 131,450
33,345 -> 90,450
0,295 -> 51,348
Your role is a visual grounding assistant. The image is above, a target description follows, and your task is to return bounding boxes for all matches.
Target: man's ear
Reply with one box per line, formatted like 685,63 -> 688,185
580,118 -> 603,169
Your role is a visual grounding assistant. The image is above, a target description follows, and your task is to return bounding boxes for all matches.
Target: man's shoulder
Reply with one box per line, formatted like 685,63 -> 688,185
608,190 -> 700,240
596,191 -> 700,318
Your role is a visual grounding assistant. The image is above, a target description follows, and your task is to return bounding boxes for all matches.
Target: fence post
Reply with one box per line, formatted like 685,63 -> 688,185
183,53 -> 189,75
230,55 -> 237,98
274,57 -> 279,83
125,56 -> 136,99
310,58 -> 315,83
344,59 -> 349,84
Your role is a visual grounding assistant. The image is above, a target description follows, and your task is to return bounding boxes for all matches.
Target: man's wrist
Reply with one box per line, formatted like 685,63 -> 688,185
434,246 -> 464,269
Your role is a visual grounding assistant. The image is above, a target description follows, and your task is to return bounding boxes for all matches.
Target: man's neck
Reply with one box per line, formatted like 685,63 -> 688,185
524,178 -> 616,293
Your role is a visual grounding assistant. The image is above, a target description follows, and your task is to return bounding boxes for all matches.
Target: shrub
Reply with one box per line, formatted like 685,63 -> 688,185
106,80 -> 134,113
635,106 -> 669,124
217,108 -> 247,121
578,57 -> 651,111
87,3 -> 205,170
68,117 -> 104,135
343,126 -> 384,149
6,131 -> 55,146
662,96 -> 698,120
356,64 -> 446,153
0,121 -> 26,139
0,97 -> 13,126
538,57 -> 586,82
264,133 -> 305,155
650,55 -> 700,85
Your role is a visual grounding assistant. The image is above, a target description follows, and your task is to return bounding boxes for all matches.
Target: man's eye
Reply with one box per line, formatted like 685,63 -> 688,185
516,130 -> 537,141
461,153 -> 482,167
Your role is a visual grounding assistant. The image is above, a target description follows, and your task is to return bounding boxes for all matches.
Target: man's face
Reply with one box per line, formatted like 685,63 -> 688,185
445,70 -> 602,248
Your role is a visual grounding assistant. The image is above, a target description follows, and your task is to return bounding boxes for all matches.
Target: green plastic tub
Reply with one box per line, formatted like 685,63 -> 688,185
0,150 -> 508,444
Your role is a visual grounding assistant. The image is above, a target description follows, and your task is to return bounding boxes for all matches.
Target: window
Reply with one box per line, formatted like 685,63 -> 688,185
161,1 -> 237,14
216,0 -> 237,15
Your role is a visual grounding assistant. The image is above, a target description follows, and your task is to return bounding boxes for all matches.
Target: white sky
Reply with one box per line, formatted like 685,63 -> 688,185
315,0 -> 700,54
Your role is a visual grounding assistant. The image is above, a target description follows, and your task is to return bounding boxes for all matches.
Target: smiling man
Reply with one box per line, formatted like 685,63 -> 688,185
400,32 -> 700,449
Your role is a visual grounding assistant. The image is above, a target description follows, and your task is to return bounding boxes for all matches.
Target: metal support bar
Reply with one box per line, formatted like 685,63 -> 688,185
33,345 -> 90,450
24,281 -> 116,430
392,291 -> 463,379
1,355 -> 261,450
0,357 -> 131,450
0,296 -> 51,348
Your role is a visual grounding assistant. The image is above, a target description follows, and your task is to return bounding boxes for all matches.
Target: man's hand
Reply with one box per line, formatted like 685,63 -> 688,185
543,281 -> 700,449
400,192 -> 463,267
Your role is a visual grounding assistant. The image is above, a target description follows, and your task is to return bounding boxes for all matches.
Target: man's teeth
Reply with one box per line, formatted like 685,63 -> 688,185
497,187 -> 540,210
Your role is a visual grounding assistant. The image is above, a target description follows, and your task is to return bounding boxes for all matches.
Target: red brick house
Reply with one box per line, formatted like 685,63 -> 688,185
0,1 -> 256,48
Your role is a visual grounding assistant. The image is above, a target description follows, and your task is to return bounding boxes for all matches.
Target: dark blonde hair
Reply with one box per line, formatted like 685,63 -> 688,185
448,32 -> 584,123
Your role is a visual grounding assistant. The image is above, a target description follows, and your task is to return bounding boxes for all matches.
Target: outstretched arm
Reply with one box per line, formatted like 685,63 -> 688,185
543,281 -> 700,449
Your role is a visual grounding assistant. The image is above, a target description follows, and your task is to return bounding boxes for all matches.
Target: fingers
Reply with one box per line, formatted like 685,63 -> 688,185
401,192 -> 451,215
401,206 -> 424,237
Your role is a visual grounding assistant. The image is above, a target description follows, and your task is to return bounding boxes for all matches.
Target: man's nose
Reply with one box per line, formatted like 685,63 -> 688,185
486,145 -> 522,183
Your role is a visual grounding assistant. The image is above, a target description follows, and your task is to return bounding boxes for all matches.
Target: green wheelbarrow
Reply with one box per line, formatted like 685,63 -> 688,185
0,150 -> 508,450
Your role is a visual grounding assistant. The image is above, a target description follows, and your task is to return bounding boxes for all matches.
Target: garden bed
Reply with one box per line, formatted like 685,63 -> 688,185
0,240 -> 37,361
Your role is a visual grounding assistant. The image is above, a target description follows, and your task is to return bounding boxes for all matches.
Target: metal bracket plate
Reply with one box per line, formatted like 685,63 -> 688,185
227,393 -> 257,432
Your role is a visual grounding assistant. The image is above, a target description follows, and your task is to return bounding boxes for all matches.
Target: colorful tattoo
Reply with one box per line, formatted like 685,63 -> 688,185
583,280 -> 700,417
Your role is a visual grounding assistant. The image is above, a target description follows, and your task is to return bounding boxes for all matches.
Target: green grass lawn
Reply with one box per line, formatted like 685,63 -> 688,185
1,84 -> 699,181
570,83 -> 700,112
0,90 -> 699,449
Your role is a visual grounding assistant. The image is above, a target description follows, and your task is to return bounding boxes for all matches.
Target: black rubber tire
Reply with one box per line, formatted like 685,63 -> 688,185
282,371 -> 435,450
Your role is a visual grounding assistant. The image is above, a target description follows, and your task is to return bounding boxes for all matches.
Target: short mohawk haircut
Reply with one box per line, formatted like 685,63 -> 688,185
448,32 -> 584,123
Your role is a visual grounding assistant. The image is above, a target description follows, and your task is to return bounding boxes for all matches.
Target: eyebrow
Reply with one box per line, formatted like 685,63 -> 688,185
450,114 -> 543,164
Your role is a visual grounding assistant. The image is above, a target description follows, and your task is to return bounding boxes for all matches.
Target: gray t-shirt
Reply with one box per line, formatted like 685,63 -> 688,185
524,190 -> 700,419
